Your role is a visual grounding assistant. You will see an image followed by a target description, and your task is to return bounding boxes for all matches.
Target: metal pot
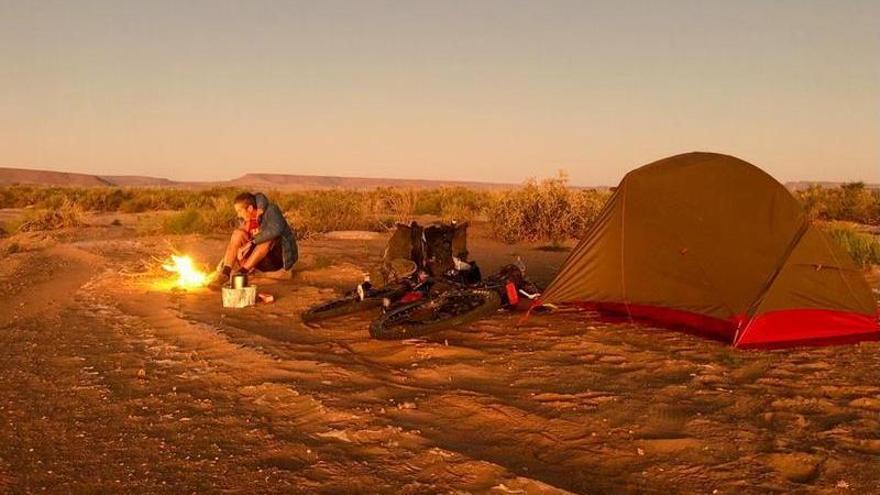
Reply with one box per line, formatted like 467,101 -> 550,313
231,273 -> 248,289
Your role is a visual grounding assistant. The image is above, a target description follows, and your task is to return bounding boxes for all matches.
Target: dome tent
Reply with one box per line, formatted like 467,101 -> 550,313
540,152 -> 878,348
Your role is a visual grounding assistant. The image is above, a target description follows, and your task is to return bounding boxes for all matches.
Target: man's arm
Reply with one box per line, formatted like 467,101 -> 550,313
251,203 -> 286,245
254,193 -> 270,211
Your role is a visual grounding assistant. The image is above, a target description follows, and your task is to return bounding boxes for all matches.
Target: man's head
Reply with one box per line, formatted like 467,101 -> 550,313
233,192 -> 258,222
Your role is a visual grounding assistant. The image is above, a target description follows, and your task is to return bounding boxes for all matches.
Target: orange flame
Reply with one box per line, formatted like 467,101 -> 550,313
161,255 -> 208,289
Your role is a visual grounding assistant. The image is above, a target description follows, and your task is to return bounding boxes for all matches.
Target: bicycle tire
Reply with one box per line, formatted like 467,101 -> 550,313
302,286 -> 407,323
301,297 -> 383,323
369,289 -> 501,340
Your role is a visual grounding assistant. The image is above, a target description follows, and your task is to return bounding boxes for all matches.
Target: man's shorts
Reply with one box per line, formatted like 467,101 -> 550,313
244,239 -> 284,272
258,240 -> 284,272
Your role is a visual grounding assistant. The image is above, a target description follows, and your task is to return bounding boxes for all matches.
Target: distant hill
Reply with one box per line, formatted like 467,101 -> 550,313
4,166 -> 872,192
0,166 -> 517,190
0,167 -> 113,187
226,173 -> 514,190
99,175 -> 178,187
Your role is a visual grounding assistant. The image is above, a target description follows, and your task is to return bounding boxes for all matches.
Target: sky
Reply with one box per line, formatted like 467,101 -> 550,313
1,0 -> 878,185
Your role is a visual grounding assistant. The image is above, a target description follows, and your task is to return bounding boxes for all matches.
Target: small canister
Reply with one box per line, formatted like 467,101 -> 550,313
232,273 -> 248,289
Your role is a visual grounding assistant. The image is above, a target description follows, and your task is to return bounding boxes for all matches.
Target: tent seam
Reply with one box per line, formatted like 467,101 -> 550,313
620,181 -> 633,323
540,185 -> 623,303
816,227 -> 864,313
734,214 -> 811,345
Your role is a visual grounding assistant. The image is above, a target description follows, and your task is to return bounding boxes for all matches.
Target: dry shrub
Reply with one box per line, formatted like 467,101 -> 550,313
76,188 -> 128,211
119,197 -> 150,213
371,188 -> 417,223
488,172 -> 611,244
488,175 -> 566,244
413,187 -> 490,220
0,185 -> 237,212
284,190 -> 377,239
568,189 -> 609,236
0,185 -> 492,224
797,183 -> 880,225
18,200 -> 84,232
0,182 -> 619,243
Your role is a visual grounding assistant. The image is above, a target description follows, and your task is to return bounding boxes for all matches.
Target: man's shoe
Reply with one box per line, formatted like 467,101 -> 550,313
207,270 -> 228,290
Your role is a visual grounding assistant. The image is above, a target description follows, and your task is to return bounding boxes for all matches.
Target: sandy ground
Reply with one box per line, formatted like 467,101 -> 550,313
1,214 -> 880,494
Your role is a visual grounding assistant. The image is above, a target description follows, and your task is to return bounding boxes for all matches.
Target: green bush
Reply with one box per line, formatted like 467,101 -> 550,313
436,187 -> 491,222
78,188 -> 130,211
825,223 -> 880,267
162,209 -> 206,234
119,197 -> 151,213
412,187 -> 491,220
158,199 -> 237,235
201,197 -> 238,232
413,189 -> 443,215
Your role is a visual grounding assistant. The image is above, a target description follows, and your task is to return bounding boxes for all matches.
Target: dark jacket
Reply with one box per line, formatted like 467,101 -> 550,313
248,193 -> 298,270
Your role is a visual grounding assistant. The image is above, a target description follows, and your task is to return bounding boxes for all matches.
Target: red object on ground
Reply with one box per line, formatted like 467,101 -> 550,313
400,291 -> 424,304
505,282 -> 519,306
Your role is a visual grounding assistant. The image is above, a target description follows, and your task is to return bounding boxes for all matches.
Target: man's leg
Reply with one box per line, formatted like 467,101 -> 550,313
223,229 -> 250,269
210,229 -> 250,288
240,241 -> 272,272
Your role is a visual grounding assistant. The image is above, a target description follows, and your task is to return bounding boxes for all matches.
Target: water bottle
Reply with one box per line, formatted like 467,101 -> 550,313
357,274 -> 372,301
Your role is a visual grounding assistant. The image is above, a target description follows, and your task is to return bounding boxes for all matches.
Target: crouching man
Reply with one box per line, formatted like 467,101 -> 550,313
209,192 -> 298,289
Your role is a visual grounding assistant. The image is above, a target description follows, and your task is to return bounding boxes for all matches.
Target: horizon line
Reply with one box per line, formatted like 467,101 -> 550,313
1,163 -> 878,189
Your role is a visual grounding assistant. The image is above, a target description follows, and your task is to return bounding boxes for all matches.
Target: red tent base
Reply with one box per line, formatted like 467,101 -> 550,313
571,302 -> 879,349
574,302 -> 736,343
735,309 -> 880,349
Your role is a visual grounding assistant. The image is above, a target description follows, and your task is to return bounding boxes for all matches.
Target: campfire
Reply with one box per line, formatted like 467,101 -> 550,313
161,255 -> 208,289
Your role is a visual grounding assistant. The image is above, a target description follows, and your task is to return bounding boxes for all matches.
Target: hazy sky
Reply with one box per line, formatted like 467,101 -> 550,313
1,0 -> 878,184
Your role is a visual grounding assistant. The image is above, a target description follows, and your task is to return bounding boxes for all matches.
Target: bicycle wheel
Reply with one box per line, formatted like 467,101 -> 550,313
302,286 -> 407,323
369,289 -> 501,340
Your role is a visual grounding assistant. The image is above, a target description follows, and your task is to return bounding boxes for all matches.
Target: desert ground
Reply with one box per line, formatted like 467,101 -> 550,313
1,210 -> 880,495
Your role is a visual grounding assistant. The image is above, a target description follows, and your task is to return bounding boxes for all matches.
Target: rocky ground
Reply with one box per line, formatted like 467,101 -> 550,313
1,215 -> 879,494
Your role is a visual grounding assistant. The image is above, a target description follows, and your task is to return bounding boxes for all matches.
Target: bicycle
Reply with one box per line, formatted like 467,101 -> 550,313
369,264 -> 539,340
